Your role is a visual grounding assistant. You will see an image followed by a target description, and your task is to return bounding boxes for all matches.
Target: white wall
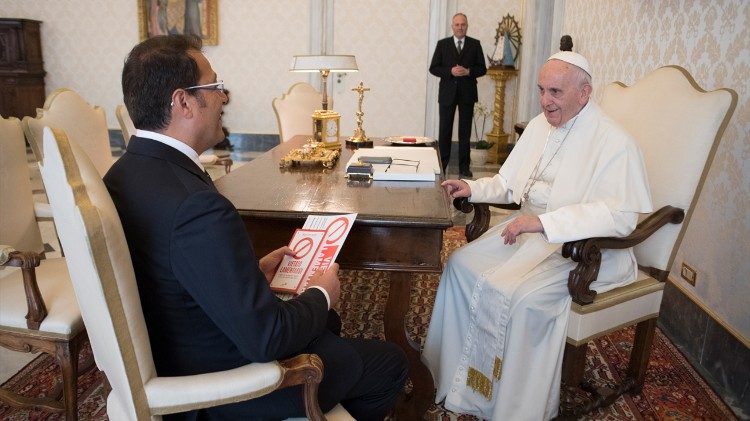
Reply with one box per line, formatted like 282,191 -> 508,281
1,1 -> 137,130
332,0 -> 431,138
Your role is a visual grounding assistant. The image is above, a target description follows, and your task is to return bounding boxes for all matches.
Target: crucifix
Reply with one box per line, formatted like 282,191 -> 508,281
346,82 -> 373,147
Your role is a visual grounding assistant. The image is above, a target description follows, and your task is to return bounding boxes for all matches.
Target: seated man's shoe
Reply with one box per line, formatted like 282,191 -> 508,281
459,169 -> 473,178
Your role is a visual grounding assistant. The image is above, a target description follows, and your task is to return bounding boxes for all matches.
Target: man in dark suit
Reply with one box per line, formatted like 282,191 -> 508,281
430,13 -> 487,178
104,35 -> 407,420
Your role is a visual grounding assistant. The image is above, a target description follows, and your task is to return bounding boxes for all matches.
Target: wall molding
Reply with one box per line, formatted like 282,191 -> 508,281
667,275 -> 749,349
423,0 -> 453,140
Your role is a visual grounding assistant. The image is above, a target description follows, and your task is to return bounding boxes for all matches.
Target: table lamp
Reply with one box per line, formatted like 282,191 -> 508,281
290,55 -> 358,148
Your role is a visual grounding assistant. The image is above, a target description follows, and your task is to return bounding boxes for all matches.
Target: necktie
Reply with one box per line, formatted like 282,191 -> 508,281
457,40 -> 463,54
203,169 -> 216,188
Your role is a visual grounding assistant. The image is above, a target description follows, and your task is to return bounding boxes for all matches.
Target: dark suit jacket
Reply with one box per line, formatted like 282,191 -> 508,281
103,137 -> 331,377
429,36 -> 487,104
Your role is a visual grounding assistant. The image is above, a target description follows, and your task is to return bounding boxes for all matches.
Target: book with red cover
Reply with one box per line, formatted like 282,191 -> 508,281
269,213 -> 357,295
269,229 -> 326,294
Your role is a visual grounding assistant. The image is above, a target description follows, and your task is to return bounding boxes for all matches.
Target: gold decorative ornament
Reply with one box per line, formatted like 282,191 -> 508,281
312,109 -> 342,149
279,141 -> 341,168
346,82 -> 373,147
289,55 -> 358,150
485,67 -> 518,164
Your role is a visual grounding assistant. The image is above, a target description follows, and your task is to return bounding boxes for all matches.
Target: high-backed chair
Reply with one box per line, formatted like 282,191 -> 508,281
39,127 -> 353,420
115,104 -> 137,144
115,104 -> 232,175
0,116 -> 87,420
272,82 -> 326,142
453,66 -> 737,416
22,88 -> 113,177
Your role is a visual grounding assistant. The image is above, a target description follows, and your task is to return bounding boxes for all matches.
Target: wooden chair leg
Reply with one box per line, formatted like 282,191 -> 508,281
561,341 -> 587,386
558,319 -> 658,418
626,317 -> 657,394
56,340 -> 80,420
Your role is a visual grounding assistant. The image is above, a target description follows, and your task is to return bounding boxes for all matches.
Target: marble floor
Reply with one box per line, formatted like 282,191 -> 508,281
1,142 -> 507,383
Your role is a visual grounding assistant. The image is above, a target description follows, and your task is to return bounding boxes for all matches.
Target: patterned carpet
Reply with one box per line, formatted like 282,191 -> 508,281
0,227 -> 736,420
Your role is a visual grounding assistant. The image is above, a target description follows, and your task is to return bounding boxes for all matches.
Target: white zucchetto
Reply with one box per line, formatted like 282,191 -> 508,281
547,51 -> 592,77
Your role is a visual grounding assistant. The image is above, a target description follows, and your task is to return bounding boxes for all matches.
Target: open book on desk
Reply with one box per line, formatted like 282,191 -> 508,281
270,213 -> 357,295
346,146 -> 440,181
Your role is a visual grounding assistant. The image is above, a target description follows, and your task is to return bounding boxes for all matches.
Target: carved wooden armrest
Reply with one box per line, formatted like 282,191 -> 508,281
452,199 -> 685,305
561,205 -> 685,304
215,157 -> 233,174
452,197 -> 520,242
1,250 -> 48,330
278,353 -> 326,421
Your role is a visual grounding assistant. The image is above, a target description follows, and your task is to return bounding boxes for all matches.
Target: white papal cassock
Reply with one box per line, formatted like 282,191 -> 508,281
423,101 -> 653,420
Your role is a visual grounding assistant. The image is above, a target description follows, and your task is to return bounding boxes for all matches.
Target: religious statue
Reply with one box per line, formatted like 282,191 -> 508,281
488,14 -> 521,68
347,82 -> 373,147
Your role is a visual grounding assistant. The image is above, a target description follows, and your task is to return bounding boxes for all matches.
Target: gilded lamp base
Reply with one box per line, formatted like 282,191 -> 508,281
486,132 -> 510,164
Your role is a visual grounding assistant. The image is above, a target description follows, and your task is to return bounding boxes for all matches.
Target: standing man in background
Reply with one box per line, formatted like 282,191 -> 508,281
430,12 -> 487,178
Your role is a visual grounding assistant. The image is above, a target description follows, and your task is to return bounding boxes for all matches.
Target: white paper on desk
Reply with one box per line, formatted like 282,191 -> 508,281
346,147 -> 440,181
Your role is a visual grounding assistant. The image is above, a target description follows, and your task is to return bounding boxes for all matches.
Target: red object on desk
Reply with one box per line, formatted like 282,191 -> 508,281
402,137 -> 417,143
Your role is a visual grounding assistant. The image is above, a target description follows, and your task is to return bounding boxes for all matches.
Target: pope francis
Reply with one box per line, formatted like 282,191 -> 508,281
422,52 -> 653,420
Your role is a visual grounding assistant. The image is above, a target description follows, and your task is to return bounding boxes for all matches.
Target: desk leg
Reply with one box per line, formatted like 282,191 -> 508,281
385,272 -> 434,420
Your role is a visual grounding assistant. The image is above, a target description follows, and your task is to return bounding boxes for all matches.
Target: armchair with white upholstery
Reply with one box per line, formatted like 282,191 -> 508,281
115,103 -> 232,175
453,66 -> 737,416
115,104 -> 137,144
0,115 -> 87,420
22,88 -> 113,177
39,127 -> 352,420
272,82 -> 326,142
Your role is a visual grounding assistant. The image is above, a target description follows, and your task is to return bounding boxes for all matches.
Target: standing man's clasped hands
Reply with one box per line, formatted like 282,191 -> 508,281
451,65 -> 470,77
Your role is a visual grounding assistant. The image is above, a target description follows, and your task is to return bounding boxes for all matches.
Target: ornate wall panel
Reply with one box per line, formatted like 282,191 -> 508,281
331,0 -> 431,137
0,1 -> 137,129
202,0 -> 310,133
0,0 -> 310,134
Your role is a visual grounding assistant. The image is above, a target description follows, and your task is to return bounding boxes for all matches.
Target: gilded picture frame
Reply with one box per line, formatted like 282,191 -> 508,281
138,0 -> 219,46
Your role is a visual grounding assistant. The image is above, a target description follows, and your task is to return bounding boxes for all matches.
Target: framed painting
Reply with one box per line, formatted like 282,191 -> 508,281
138,0 -> 218,46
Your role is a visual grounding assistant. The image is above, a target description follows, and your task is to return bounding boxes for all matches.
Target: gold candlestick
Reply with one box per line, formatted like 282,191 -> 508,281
346,82 -> 373,147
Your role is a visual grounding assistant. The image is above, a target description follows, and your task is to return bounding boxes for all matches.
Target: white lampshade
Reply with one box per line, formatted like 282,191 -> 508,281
289,55 -> 358,72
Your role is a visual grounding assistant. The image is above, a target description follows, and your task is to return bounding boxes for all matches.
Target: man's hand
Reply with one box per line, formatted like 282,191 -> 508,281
306,263 -> 341,308
259,246 -> 296,283
500,215 -> 544,245
451,65 -> 469,77
442,179 -> 471,198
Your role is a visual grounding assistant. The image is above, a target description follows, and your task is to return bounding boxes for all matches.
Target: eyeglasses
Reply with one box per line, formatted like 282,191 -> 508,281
184,81 -> 224,91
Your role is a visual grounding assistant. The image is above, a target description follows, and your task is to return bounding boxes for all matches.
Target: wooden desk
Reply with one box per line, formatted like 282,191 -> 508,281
215,136 -> 452,418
